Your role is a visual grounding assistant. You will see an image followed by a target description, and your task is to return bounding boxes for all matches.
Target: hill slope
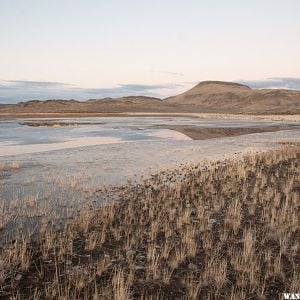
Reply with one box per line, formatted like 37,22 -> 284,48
1,81 -> 300,115
165,81 -> 300,114
0,96 -> 168,114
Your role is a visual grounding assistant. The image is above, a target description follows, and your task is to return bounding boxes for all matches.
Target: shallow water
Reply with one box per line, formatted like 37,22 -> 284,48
0,117 -> 193,156
0,116 -> 299,243
0,116 -> 297,156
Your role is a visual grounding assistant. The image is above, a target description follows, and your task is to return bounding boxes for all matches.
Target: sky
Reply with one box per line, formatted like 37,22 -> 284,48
0,0 -> 300,103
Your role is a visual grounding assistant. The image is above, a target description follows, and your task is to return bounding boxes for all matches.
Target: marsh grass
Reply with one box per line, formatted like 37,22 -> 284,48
0,145 -> 299,299
0,161 -> 20,171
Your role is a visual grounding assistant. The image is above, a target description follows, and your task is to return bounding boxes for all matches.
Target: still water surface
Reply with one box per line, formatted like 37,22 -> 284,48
0,116 -> 297,156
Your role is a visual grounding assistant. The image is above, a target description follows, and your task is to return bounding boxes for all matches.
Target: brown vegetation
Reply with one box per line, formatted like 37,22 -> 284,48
0,161 -> 20,171
0,145 -> 299,299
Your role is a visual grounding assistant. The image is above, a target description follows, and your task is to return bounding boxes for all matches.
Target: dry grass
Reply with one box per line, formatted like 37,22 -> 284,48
0,145 -> 299,299
127,112 -> 300,122
0,161 -> 20,171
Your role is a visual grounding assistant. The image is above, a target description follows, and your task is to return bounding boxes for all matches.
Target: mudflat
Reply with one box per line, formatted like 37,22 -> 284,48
163,125 -> 300,140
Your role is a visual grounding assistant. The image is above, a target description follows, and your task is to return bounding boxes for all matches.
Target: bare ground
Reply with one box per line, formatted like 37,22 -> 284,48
163,125 -> 300,140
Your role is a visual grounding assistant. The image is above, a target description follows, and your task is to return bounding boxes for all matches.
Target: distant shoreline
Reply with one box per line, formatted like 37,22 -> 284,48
1,112 -> 300,122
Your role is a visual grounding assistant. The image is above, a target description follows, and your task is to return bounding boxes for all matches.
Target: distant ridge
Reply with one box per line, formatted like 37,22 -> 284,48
195,81 -> 251,89
1,81 -> 300,115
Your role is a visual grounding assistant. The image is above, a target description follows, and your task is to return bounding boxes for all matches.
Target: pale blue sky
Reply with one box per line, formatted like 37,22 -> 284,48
1,0 -> 300,103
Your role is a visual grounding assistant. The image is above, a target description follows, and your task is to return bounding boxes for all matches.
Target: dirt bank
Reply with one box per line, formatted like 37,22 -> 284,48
164,125 -> 300,140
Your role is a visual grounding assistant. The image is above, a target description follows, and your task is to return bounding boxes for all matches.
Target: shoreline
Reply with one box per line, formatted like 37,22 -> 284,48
162,124 -> 300,140
1,112 -> 300,122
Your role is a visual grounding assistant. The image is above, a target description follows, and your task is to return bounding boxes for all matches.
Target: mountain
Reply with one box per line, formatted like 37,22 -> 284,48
1,81 -> 300,115
165,81 -> 300,114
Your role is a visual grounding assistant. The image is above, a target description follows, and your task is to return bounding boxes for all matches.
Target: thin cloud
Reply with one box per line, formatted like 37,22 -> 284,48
0,80 -> 183,104
238,77 -> 300,90
151,70 -> 184,76
184,81 -> 200,85
5,80 -> 69,87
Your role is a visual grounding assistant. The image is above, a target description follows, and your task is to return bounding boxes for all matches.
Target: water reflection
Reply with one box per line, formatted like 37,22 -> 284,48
0,117 -> 191,156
